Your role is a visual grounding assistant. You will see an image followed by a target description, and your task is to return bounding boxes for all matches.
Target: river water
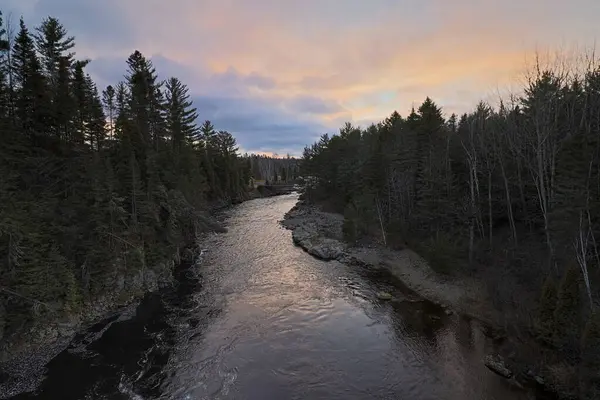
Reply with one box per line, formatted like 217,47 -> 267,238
10,194 -> 546,399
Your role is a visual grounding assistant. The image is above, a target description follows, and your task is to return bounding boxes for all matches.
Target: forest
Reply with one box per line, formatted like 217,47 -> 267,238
0,13 -> 293,345
247,153 -> 299,184
301,57 -> 600,396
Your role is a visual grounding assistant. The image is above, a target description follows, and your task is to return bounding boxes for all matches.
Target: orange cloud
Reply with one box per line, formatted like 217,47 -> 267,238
83,0 -> 600,125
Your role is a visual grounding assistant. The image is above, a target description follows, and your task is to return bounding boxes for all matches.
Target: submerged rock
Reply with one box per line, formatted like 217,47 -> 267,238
484,354 -> 513,378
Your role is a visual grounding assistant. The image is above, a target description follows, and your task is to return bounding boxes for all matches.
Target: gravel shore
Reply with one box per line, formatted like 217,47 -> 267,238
282,201 -> 496,325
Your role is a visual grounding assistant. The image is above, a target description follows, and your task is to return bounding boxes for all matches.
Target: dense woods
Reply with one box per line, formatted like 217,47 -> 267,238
0,13 -> 260,343
301,58 -> 600,397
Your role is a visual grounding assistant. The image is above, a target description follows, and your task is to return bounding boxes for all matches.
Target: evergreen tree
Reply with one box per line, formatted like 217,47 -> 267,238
125,50 -> 163,153
102,85 -> 115,140
33,17 -> 75,138
34,16 -> 75,83
12,18 -> 48,136
164,77 -> 199,151
71,60 -> 88,144
87,77 -> 106,151
54,56 -> 73,141
0,11 -> 10,124
200,119 -> 216,147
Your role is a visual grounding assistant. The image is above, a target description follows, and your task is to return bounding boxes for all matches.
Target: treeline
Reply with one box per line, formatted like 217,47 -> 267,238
0,13 -> 252,340
247,154 -> 299,183
301,59 -> 600,396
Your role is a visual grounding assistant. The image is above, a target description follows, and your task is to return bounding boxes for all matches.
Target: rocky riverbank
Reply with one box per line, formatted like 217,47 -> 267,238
0,240 -> 209,399
282,200 -> 564,398
282,201 -> 492,320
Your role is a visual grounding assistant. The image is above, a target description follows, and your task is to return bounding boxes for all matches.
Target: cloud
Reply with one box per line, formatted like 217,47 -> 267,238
191,94 -> 330,153
3,0 -> 599,153
283,96 -> 345,115
84,54 -> 333,153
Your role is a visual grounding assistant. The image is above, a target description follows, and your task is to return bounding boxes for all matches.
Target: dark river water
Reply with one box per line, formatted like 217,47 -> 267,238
10,194 -> 545,399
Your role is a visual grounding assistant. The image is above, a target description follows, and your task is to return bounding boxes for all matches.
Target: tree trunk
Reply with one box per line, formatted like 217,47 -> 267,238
499,158 -> 518,246
376,196 -> 387,246
488,170 -> 493,249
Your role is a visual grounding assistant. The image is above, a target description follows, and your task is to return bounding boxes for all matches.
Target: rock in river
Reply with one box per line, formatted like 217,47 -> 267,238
484,354 -> 513,378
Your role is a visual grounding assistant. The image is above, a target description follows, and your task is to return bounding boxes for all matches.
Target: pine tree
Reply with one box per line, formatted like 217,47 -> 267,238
0,11 -> 10,125
12,18 -> 48,136
102,85 -> 115,140
200,119 -> 216,147
200,120 -> 218,198
125,50 -> 162,153
54,56 -> 73,141
34,16 -> 75,84
86,77 -> 106,151
164,77 -> 199,152
113,81 -> 130,142
71,60 -> 88,144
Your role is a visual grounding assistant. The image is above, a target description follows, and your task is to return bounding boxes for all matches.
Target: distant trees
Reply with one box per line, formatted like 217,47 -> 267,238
0,13 -> 252,341
246,154 -> 299,183
301,57 -> 600,396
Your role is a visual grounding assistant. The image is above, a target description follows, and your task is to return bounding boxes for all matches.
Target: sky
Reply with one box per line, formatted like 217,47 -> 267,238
3,0 -> 600,156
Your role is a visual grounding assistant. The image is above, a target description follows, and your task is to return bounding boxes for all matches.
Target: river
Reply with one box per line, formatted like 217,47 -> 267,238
10,194 -> 546,399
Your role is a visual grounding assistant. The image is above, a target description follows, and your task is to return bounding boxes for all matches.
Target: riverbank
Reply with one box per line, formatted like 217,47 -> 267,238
0,239 -> 209,399
282,201 -> 493,320
282,200 -> 570,399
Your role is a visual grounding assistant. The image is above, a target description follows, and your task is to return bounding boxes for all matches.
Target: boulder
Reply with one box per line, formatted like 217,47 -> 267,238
484,354 -> 513,378
376,291 -> 393,300
308,239 -> 345,260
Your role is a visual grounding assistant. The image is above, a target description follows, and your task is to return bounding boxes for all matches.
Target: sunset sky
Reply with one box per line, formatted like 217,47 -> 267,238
4,0 -> 600,155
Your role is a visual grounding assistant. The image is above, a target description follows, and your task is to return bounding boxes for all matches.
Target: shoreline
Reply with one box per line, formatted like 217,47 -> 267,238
281,200 -> 564,399
281,200 -> 493,322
